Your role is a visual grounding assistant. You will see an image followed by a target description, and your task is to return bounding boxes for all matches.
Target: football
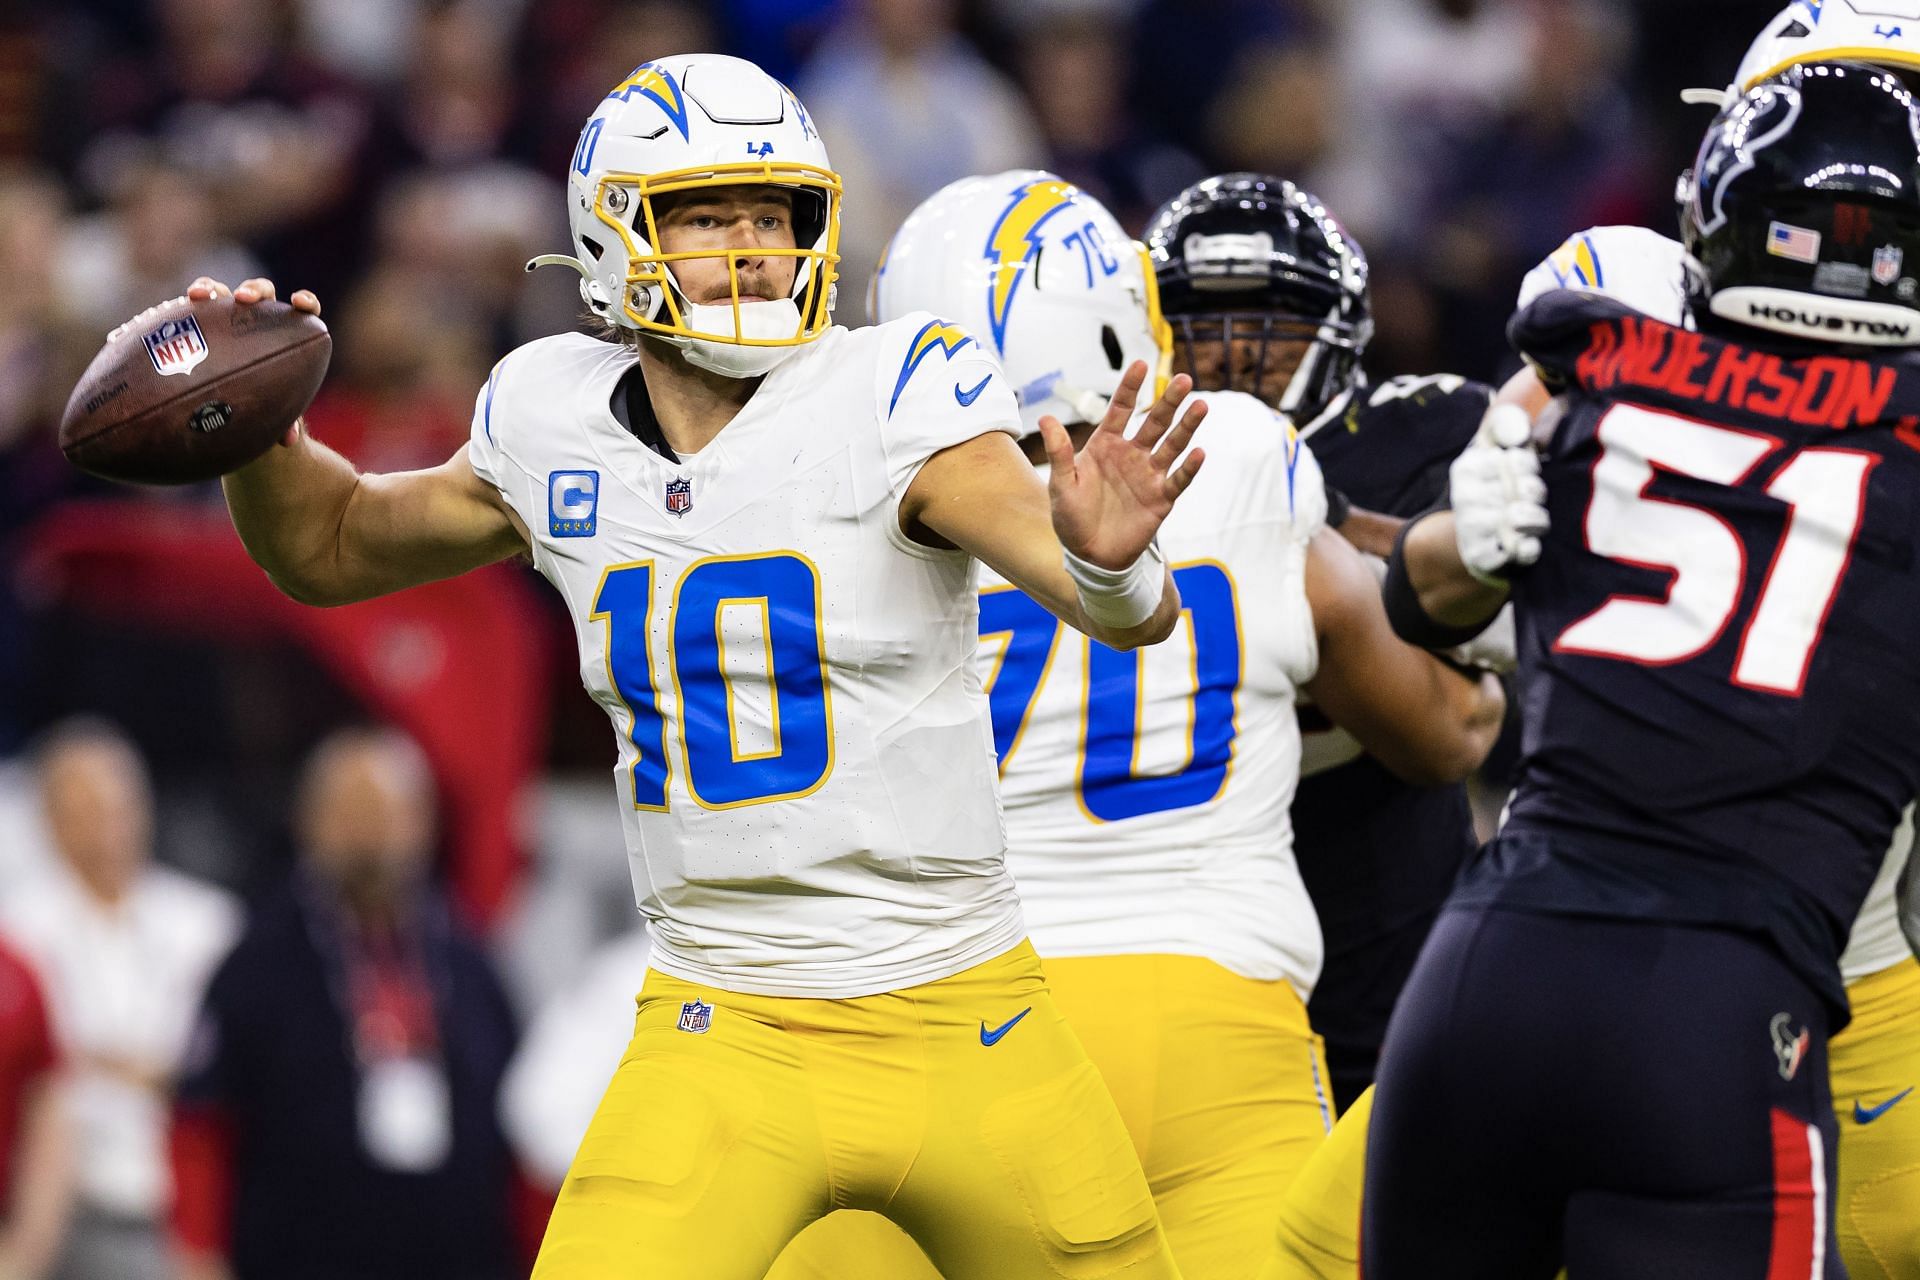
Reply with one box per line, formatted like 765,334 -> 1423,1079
60,294 -> 332,485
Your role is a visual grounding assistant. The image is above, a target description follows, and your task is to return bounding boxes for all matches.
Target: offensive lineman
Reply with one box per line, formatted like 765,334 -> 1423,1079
187,54 -> 1208,1279
1372,64 -> 1920,1276
1143,174 -> 1505,1115
851,172 -> 1503,1279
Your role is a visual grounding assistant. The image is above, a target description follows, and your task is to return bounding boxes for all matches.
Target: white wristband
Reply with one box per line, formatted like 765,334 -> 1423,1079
1063,542 -> 1167,631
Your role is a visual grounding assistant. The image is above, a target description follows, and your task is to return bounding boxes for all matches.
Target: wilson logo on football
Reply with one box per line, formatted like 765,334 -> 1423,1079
143,316 -> 210,377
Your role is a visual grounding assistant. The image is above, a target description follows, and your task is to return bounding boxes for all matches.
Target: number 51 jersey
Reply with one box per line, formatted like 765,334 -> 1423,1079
979,389 -> 1330,999
1469,289 -> 1920,1020
467,316 -> 1028,1000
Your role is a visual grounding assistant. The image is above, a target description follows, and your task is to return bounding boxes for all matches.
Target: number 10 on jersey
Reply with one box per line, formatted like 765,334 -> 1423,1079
593,553 -> 834,811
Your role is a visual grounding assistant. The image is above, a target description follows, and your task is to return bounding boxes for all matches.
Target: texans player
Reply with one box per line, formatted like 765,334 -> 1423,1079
1143,174 -> 1506,1119
186,53 -> 1208,1279
1373,64 -> 1920,1275
812,172 -> 1501,1280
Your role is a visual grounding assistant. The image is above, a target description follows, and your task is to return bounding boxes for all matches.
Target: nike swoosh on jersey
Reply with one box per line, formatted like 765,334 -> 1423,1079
1854,1087 -> 1914,1125
979,1007 -> 1031,1046
954,374 -> 993,407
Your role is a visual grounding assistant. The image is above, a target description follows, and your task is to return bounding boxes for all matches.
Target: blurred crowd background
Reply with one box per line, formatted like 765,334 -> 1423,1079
0,0 -> 1785,1275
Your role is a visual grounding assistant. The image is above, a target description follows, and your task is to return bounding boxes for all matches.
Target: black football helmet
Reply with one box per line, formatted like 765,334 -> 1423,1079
1682,61 -> 1920,346
1144,174 -> 1372,424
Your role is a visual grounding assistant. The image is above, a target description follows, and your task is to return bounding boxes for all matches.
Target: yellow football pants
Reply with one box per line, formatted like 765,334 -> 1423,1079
1830,955 -> 1920,1280
532,940 -> 1183,1280
1259,957 -> 1920,1280
768,953 -> 1331,1280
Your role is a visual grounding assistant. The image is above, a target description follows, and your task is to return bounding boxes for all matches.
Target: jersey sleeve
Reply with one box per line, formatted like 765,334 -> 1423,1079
1282,428 -> 1330,544
1518,226 -> 1690,326
874,315 -> 1022,498
466,356 -> 511,493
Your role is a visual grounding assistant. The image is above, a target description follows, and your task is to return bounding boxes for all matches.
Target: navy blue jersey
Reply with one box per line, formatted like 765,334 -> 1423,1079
1458,290 -> 1920,1019
1293,373 -> 1492,1104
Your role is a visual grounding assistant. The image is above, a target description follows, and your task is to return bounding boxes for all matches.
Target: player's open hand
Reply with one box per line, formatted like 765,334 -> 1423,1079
188,277 -> 323,446
1042,362 -> 1206,571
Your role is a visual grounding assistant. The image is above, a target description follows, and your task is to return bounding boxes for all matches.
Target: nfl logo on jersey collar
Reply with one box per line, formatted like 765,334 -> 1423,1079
677,998 -> 713,1034
665,476 -> 693,517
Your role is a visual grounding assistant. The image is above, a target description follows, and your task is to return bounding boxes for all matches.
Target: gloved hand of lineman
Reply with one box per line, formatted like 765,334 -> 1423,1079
1449,402 -> 1548,586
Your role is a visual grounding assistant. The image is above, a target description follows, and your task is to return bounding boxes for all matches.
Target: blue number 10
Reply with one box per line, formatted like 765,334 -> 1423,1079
592,553 -> 834,812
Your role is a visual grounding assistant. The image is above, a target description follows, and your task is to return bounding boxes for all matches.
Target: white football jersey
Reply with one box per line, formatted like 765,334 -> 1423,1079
978,390 -> 1329,997
468,315 -> 1028,999
1520,224 -> 1912,983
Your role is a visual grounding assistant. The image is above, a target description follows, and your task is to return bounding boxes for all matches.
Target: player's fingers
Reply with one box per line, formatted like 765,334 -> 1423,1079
187,277 -> 229,300
1098,362 -> 1147,434
1038,414 -> 1075,485
289,289 -> 323,316
232,277 -> 279,304
1165,447 -> 1205,497
1131,372 -> 1193,453
1150,395 -> 1207,469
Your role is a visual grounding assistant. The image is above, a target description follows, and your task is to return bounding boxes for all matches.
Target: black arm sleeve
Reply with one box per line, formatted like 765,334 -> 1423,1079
1381,512 -> 1504,649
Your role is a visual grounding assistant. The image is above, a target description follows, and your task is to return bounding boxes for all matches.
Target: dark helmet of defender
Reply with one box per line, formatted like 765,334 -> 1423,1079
1144,173 -> 1373,424
1682,61 -> 1920,347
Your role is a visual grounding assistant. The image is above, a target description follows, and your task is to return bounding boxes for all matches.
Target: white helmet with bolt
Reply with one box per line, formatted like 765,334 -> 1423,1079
529,53 -> 841,378
869,170 -> 1169,435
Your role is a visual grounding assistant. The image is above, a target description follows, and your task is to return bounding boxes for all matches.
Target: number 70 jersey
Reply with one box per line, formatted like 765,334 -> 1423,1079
467,318 -> 1031,1001
978,390 -> 1331,999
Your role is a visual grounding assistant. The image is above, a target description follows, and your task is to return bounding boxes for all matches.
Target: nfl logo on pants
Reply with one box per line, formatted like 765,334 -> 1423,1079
678,999 -> 712,1034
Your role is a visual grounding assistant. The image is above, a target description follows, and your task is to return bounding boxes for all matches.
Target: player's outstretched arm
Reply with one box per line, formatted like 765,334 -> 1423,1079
1307,528 -> 1506,786
905,362 -> 1206,649
197,278 -> 529,606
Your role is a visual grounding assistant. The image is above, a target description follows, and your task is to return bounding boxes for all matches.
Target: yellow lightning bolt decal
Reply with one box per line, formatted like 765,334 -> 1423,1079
889,319 -> 976,416
1546,233 -> 1605,290
606,63 -> 690,140
984,179 -> 1079,353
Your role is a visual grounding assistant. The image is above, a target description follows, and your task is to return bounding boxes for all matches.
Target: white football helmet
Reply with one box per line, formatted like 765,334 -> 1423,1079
1683,1 -> 1920,105
528,54 -> 841,378
869,171 -> 1169,434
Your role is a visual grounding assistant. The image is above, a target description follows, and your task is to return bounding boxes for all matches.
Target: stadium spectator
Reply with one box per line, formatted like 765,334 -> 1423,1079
1415,0 -> 1652,377
58,157 -> 264,338
0,719 -> 238,1280
797,0 -> 1046,305
0,938 -> 73,1280
499,927 -> 652,1193
74,0 -> 375,307
170,727 -> 519,1280
1012,14 -> 1203,231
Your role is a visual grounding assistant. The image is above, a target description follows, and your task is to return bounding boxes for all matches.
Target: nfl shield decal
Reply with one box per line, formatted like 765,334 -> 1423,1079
677,999 -> 712,1034
665,476 -> 693,517
1874,243 -> 1905,286
144,315 -> 210,377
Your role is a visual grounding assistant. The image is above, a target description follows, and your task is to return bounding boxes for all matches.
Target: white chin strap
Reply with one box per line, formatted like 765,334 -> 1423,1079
667,299 -> 808,378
